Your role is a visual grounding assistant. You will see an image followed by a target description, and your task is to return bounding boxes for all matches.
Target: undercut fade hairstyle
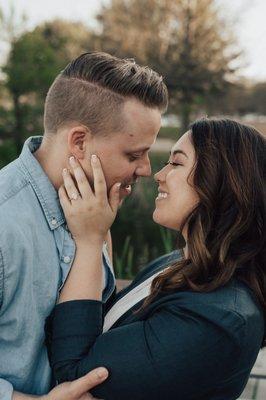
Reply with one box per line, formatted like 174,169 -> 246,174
140,118 -> 266,346
44,52 -> 168,135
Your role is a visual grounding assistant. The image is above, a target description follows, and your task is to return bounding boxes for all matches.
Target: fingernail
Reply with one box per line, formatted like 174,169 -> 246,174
62,168 -> 68,175
91,154 -> 98,163
96,367 -> 108,380
117,183 -> 121,189
69,156 -> 75,165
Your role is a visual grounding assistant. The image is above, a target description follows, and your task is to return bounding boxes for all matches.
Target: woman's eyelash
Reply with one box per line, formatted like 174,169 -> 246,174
164,161 -> 181,167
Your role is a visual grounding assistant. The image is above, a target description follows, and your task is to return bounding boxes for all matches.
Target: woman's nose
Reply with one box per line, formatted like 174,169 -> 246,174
154,168 -> 164,182
154,171 -> 160,182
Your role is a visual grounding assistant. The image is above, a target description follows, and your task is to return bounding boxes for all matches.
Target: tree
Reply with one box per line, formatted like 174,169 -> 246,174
2,20 -> 92,154
249,82 -> 266,115
96,0 -> 239,132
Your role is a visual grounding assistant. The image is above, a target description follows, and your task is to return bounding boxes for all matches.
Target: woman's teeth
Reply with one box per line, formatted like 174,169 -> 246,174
120,184 -> 132,196
157,192 -> 168,199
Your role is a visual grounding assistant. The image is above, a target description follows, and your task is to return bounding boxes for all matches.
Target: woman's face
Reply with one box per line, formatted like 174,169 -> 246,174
153,131 -> 199,232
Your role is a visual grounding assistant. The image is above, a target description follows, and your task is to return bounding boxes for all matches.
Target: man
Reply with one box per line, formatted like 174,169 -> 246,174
0,52 -> 168,399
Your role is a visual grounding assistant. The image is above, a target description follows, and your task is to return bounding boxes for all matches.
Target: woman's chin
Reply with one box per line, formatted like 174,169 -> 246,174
153,209 -> 180,231
152,210 -> 169,228
152,209 -> 160,224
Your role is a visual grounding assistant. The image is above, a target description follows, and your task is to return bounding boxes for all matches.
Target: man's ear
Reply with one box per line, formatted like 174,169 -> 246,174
67,125 -> 92,160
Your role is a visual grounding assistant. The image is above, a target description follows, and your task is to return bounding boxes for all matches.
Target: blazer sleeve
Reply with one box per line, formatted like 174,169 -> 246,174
45,299 -> 245,400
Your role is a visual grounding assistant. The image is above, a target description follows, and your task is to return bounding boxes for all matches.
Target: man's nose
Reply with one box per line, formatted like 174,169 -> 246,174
135,158 -> 152,177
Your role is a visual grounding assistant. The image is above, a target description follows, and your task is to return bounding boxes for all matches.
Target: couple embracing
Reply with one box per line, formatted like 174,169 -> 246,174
0,52 -> 265,400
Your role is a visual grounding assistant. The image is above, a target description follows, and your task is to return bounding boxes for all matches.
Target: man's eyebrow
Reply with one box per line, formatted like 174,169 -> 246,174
170,149 -> 188,158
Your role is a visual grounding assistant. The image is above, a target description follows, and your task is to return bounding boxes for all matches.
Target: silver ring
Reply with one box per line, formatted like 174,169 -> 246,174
69,192 -> 80,201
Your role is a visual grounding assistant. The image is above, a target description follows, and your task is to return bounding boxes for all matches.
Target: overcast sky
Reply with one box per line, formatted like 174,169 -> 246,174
1,0 -> 266,81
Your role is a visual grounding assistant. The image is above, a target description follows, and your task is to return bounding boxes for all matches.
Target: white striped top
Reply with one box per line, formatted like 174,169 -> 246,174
103,267 -> 169,333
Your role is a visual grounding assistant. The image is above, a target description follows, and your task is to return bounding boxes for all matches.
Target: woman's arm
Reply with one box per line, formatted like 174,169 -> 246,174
58,241 -> 103,303
58,155 -> 120,304
46,300 -> 245,400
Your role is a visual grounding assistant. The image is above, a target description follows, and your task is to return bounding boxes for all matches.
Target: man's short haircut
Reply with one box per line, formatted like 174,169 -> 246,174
44,52 -> 168,135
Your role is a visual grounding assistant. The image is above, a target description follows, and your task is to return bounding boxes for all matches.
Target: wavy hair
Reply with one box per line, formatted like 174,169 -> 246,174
143,118 -> 266,343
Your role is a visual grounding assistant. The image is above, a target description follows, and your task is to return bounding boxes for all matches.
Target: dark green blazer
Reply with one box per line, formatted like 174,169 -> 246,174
45,251 -> 265,400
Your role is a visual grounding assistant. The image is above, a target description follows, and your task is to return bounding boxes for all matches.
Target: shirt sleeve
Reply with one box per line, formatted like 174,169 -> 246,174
45,299 -> 246,400
0,378 -> 14,400
0,248 -> 4,309
0,250 -> 15,400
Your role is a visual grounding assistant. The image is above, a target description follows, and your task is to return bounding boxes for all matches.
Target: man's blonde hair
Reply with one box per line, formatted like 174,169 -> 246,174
44,52 -> 168,135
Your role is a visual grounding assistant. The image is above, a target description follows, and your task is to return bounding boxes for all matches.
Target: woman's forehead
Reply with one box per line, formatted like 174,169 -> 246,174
171,131 -> 193,156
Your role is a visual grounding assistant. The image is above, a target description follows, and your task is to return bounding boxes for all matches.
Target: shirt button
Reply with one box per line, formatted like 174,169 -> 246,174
63,256 -> 71,264
51,218 -> 57,226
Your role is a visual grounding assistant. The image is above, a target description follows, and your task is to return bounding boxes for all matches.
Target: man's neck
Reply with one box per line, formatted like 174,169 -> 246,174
34,139 -> 65,190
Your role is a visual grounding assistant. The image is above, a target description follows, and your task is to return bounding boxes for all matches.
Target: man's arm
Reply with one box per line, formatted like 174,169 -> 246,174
0,249 -> 108,400
0,378 -> 39,400
13,392 -> 39,399
12,367 -> 108,400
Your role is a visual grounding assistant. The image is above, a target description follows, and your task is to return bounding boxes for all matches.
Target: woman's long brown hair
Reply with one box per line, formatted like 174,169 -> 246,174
143,118 -> 266,344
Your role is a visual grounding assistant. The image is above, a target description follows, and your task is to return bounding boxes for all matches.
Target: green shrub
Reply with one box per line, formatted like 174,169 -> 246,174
0,140 -> 17,169
111,152 -> 179,278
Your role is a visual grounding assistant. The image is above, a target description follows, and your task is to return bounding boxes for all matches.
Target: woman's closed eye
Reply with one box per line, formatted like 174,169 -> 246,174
164,161 -> 182,167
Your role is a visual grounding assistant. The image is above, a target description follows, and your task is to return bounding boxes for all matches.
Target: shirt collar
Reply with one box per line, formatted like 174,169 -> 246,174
19,136 -> 65,230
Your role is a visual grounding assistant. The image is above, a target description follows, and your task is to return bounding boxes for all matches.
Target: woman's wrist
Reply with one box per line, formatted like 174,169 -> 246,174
75,234 -> 105,249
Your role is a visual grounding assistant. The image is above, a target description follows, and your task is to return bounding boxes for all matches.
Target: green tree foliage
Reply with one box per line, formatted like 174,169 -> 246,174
96,0 -> 239,132
5,30 -> 64,98
2,20 -> 92,153
204,79 -> 266,118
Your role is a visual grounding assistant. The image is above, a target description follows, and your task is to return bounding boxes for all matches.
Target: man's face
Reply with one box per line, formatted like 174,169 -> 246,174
81,99 -> 162,199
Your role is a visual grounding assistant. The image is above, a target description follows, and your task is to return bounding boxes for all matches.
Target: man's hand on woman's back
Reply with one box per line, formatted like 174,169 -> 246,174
13,367 -> 108,400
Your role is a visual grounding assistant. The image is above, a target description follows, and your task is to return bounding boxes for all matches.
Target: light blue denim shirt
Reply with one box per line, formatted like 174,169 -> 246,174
0,136 -> 115,399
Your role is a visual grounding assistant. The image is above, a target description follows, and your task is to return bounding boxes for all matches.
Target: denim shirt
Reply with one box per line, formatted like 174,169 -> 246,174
0,136 -> 115,399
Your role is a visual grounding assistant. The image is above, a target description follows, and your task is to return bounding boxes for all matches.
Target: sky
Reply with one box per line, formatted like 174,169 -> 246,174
1,0 -> 266,81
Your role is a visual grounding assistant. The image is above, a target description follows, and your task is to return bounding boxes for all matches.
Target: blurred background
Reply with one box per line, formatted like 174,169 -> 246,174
1,1 -> 266,398
0,0 -> 266,278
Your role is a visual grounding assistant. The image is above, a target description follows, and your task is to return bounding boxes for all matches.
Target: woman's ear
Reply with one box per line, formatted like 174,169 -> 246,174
67,125 -> 92,160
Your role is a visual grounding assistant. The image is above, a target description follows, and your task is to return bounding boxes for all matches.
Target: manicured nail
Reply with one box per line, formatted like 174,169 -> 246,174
117,183 -> 121,189
91,154 -> 98,163
69,156 -> 75,165
96,367 -> 108,380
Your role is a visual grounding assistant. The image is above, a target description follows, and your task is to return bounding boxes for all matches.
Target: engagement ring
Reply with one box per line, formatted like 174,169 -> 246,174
70,193 -> 79,201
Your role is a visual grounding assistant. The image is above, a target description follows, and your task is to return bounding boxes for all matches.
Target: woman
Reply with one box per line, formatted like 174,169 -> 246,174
45,118 -> 266,400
